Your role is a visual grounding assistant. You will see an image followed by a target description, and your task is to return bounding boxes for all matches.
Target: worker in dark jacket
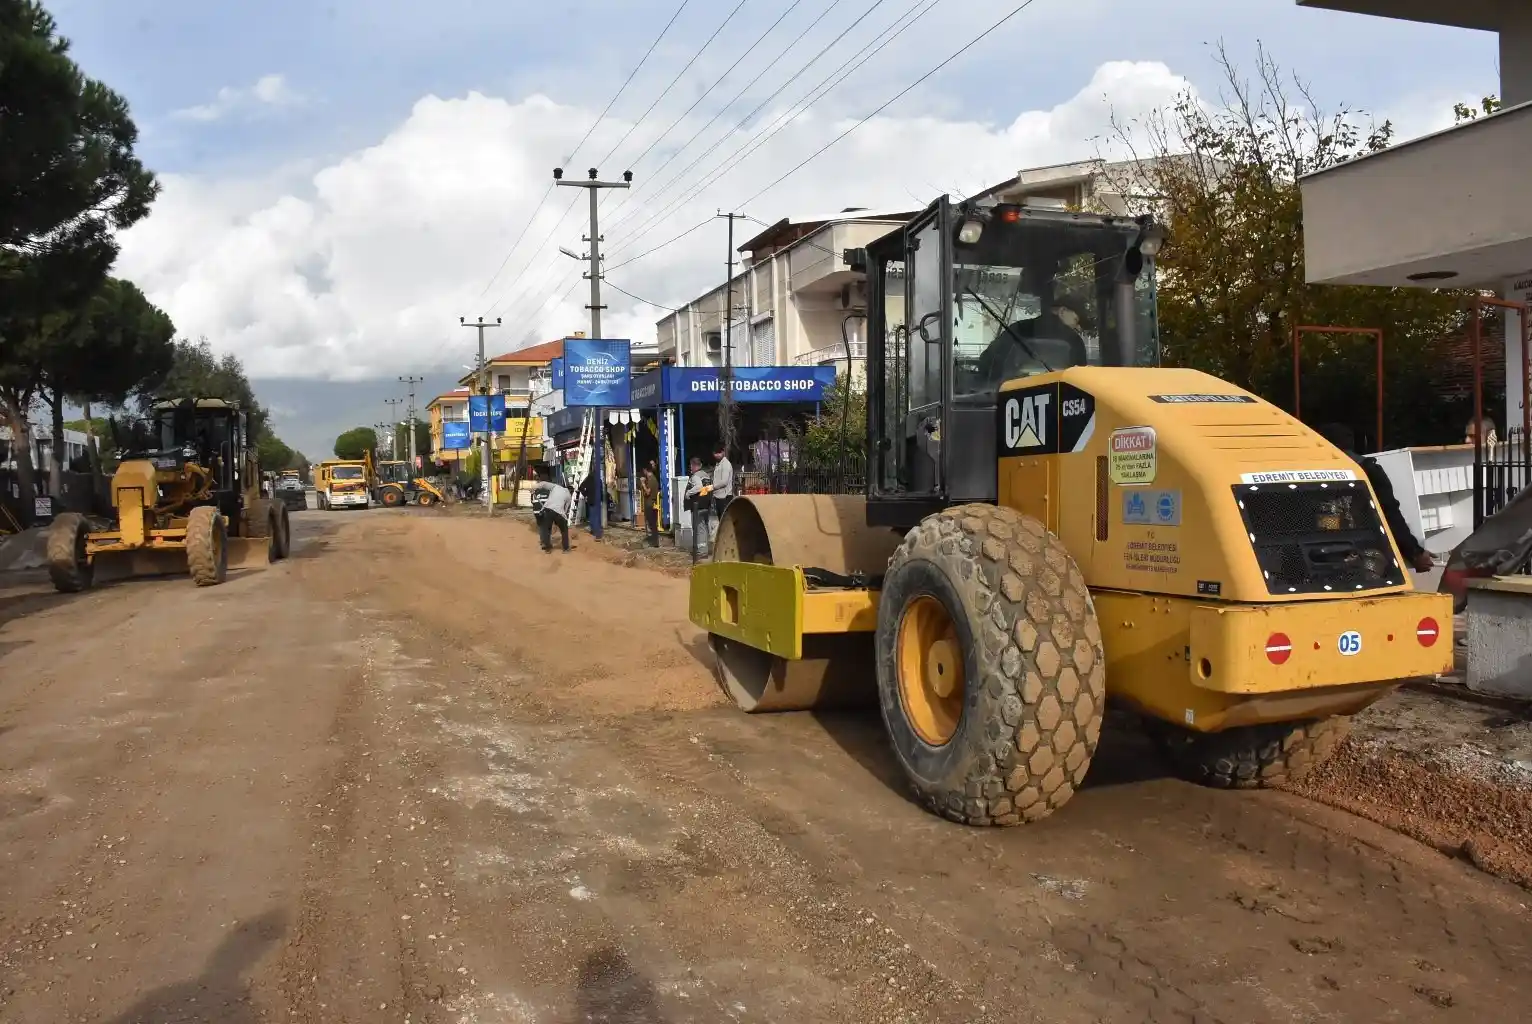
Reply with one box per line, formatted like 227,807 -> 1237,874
1318,423 -> 1434,573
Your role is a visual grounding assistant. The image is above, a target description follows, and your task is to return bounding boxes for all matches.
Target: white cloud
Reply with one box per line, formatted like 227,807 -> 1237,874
123,61 -> 1199,381
172,74 -> 305,123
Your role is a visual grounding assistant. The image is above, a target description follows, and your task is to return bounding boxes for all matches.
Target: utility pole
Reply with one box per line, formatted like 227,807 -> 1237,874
716,211 -> 743,459
399,375 -> 424,475
460,317 -> 501,514
555,165 -> 631,540
383,397 -> 403,460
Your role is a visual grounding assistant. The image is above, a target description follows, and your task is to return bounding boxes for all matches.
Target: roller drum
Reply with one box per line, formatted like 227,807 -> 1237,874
707,495 -> 903,713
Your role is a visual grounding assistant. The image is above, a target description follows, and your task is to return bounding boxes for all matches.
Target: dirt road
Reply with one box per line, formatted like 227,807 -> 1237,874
1,509 -> 1528,1023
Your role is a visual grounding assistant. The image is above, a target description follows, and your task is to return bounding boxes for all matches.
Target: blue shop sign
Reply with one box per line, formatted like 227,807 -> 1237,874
565,338 -> 632,407
550,356 -> 565,390
442,421 -> 472,450
548,406 -> 584,437
665,365 -> 835,404
468,394 -> 506,432
630,369 -> 663,408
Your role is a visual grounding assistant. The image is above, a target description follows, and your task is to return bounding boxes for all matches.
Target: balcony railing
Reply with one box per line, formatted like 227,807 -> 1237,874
793,339 -> 866,366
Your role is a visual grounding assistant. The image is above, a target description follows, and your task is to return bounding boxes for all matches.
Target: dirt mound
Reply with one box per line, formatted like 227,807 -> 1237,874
0,527 -> 48,573
1288,736 -> 1532,890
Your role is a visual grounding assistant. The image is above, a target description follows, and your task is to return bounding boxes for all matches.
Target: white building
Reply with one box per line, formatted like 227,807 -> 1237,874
1296,1 -> 1532,430
656,208 -> 916,371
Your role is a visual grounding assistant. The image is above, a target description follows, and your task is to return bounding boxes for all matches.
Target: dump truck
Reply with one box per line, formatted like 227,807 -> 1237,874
315,460 -> 370,510
689,196 -> 1455,827
46,397 -> 289,590
274,470 -> 308,512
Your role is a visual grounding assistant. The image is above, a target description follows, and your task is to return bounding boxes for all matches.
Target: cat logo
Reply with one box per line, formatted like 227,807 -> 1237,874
1004,392 -> 1050,449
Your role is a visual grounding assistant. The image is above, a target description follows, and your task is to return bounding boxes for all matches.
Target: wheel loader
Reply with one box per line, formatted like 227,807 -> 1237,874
47,398 -> 291,592
689,196 -> 1454,826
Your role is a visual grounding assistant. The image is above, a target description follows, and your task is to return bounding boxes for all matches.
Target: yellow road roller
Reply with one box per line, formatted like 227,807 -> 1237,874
47,397 -> 290,591
690,196 -> 1454,826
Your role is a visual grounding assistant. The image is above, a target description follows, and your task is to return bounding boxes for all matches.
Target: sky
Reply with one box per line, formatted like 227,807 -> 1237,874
43,0 -> 1499,458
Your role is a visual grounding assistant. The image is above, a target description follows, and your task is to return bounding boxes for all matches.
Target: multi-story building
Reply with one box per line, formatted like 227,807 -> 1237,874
1296,1 -> 1530,428
656,208 -> 916,372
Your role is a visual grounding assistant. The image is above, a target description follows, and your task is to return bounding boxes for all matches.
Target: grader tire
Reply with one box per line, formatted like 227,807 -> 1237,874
1152,717 -> 1351,790
186,505 -> 228,587
46,512 -> 94,593
876,504 -> 1106,827
275,505 -> 291,559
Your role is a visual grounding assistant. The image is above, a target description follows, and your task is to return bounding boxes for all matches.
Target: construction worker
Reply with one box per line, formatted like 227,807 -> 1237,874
1318,423 -> 1434,574
639,459 -> 661,548
532,467 -> 572,554
683,456 -> 713,559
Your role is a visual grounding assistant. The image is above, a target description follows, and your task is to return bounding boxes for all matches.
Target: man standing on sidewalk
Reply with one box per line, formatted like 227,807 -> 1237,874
532,468 -> 572,554
638,460 -> 661,548
710,445 -> 734,541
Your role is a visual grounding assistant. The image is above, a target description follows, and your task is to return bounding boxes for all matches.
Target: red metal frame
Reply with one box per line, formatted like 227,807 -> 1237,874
1292,324 -> 1385,450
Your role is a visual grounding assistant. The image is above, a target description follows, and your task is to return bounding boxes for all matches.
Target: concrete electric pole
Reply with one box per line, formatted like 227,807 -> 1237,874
399,375 -> 424,474
716,211 -> 743,460
554,166 -> 631,540
383,397 -> 403,460
459,317 -> 500,513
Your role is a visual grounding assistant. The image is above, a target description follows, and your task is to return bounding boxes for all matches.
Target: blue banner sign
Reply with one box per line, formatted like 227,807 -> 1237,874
667,365 -> 835,404
630,368 -> 663,408
442,421 -> 472,450
468,393 -> 506,433
550,356 -> 565,391
565,338 -> 632,407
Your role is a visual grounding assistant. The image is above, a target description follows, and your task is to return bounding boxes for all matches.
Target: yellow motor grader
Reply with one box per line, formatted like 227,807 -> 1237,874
690,196 -> 1454,827
47,397 -> 290,591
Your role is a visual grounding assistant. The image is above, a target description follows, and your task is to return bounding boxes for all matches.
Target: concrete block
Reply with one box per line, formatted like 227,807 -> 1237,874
1465,578 -> 1532,699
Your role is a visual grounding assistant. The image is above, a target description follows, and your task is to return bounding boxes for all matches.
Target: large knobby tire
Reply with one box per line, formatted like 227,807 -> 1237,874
186,505 -> 228,587
46,512 -> 94,593
416,489 -> 436,507
274,505 -> 291,559
875,504 -> 1106,826
380,486 -> 405,508
244,498 -> 272,538
1152,717 -> 1352,789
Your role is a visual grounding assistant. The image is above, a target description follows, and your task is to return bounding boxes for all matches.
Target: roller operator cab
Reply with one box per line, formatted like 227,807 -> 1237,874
690,195 -> 1454,828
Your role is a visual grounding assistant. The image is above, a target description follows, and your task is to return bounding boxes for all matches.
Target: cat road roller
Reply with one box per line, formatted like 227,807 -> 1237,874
690,196 -> 1454,826
46,397 -> 291,592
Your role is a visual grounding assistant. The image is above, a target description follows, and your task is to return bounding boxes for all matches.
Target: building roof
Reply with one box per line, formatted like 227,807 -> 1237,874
427,387 -> 472,407
1294,0 -> 1510,33
486,337 -> 570,366
737,208 -> 918,255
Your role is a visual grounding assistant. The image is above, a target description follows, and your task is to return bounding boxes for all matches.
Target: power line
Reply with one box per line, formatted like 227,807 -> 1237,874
605,279 -> 683,312
603,0 -> 901,239
741,0 -> 1040,206
606,215 -> 714,272
594,0 -> 753,168
608,0 -> 828,196
611,0 -> 937,252
468,0 -> 692,328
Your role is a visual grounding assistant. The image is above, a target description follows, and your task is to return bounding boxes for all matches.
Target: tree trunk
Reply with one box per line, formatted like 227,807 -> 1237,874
0,392 -> 40,527
49,389 -> 65,495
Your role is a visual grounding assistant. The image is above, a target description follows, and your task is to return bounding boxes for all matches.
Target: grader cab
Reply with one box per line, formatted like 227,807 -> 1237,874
690,195 -> 1455,827
47,398 -> 291,592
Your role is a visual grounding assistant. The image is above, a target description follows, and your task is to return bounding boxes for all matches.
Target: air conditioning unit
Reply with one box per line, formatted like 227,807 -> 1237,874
705,333 -> 722,352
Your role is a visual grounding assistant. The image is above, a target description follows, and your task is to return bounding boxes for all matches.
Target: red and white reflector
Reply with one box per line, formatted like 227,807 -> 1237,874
1265,632 -> 1292,665
1416,617 -> 1441,647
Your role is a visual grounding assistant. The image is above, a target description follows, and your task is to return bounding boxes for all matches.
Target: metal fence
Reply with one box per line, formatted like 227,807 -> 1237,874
1476,428 -> 1531,524
738,460 -> 867,497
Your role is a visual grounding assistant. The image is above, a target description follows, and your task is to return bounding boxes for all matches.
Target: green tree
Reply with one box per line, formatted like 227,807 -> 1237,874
257,433 -> 294,472
390,418 -> 430,461
333,427 -> 378,461
0,1 -> 158,518
147,338 -> 270,441
1105,44 -> 1471,448
790,374 -> 866,470
1453,96 -> 1502,123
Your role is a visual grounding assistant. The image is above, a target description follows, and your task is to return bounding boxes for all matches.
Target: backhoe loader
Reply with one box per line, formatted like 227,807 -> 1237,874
373,455 -> 449,507
47,398 -> 290,591
690,196 -> 1454,826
